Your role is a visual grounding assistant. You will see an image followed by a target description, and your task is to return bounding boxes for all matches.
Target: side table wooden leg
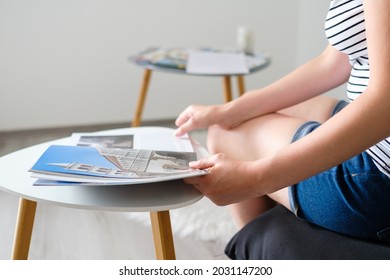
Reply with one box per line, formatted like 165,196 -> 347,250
12,198 -> 37,260
150,211 -> 176,260
237,75 -> 246,96
132,69 -> 153,127
222,76 -> 233,103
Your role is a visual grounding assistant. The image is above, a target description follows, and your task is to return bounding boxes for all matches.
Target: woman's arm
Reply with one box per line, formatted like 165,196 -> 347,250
223,44 -> 351,128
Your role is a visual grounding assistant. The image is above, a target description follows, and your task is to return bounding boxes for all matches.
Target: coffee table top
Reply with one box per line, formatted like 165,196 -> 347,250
0,127 -> 204,212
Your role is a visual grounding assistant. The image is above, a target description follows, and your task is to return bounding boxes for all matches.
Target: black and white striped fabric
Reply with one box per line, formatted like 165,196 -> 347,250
325,0 -> 390,177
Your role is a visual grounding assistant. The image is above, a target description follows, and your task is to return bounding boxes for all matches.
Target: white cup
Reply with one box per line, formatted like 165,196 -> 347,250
237,26 -> 255,54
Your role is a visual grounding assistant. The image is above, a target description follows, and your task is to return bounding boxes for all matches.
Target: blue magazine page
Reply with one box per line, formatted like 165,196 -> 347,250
30,145 -> 198,180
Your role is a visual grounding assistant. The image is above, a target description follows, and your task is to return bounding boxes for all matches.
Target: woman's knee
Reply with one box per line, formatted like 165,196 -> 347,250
206,114 -> 305,159
207,124 -> 226,154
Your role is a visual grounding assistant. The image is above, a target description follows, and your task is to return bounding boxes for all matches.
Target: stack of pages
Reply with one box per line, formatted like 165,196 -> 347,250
29,129 -> 207,186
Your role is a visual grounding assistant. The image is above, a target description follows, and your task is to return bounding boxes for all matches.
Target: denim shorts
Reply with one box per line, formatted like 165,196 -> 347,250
289,100 -> 390,243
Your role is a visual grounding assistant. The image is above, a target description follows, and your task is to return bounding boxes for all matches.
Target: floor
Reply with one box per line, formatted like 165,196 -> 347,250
0,121 -> 230,260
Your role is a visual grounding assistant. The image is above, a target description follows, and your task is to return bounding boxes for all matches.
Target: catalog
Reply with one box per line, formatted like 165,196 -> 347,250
29,129 -> 207,186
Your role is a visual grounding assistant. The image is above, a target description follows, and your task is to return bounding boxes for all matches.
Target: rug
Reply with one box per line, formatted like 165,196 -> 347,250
124,197 -> 238,244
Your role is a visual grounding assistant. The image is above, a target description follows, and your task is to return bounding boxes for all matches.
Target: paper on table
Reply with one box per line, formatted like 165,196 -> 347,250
186,51 -> 249,75
133,132 -> 194,152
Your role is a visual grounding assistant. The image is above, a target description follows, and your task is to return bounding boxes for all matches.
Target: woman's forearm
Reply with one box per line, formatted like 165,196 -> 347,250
222,45 -> 351,128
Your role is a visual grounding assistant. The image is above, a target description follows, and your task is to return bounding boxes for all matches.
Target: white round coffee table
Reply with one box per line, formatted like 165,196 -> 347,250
0,127 -> 204,260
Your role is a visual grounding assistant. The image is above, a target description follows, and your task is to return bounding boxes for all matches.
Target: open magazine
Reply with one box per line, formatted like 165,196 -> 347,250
29,128 -> 207,186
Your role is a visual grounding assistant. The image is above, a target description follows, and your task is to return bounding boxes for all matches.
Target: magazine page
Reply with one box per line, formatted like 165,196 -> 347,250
30,145 -> 198,178
70,130 -> 194,152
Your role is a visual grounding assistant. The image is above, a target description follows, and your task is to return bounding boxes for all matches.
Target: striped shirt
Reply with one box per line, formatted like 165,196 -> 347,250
325,0 -> 390,177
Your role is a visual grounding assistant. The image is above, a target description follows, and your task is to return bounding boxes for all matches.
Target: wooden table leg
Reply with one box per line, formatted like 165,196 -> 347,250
150,211 -> 176,260
222,76 -> 233,103
237,75 -> 246,96
132,69 -> 153,127
12,198 -> 37,260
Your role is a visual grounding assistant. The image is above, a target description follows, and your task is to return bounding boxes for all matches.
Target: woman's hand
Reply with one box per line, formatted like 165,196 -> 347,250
183,153 -> 265,206
174,104 -> 223,136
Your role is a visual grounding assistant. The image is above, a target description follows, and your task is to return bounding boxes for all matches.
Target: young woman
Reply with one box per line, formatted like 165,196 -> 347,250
174,0 -> 390,243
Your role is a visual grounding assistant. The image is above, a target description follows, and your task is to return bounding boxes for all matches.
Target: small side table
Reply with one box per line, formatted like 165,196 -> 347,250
0,127 -> 204,260
130,48 -> 270,127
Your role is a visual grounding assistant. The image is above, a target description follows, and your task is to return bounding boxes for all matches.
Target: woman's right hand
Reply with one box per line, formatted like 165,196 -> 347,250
174,104 -> 224,137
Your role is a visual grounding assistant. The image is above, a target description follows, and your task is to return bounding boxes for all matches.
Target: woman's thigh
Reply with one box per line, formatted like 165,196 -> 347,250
207,113 -> 305,160
278,95 -> 340,123
207,95 -> 340,158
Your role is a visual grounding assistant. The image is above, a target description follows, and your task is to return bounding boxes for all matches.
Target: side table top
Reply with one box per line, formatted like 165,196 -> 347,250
0,127 -> 203,212
130,47 -> 270,76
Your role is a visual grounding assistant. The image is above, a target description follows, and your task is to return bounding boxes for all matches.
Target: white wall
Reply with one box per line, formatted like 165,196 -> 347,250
0,0 -> 301,131
0,0 -> 344,132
